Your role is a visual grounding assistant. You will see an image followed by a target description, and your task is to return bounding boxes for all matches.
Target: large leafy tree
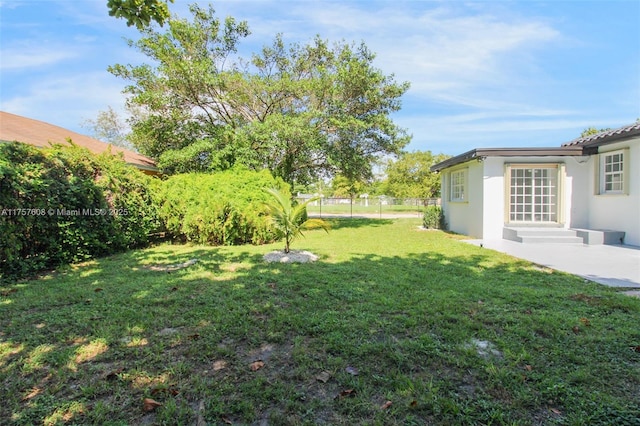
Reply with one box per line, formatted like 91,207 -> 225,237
382,151 -> 450,199
109,4 -> 410,187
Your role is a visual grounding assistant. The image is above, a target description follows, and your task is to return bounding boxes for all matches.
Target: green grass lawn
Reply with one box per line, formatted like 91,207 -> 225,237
1,219 -> 639,425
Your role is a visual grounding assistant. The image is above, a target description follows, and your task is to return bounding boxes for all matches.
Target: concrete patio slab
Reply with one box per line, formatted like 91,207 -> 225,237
464,239 -> 640,288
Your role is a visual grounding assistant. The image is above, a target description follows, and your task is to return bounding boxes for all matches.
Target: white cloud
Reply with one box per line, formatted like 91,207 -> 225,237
397,111 -> 632,154
0,1 -> 26,9
290,3 -> 560,98
2,71 -> 128,133
216,1 -> 562,119
0,46 -> 77,71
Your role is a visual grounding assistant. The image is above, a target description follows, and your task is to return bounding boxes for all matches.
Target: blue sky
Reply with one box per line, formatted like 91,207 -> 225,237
1,0 -> 639,155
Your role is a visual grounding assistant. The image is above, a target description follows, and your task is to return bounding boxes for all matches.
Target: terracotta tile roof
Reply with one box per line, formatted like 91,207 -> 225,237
0,111 -> 158,174
561,122 -> 640,147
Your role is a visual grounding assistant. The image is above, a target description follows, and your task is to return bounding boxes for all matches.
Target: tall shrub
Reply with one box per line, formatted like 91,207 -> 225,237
155,167 -> 287,245
0,142 -> 159,281
423,205 -> 445,230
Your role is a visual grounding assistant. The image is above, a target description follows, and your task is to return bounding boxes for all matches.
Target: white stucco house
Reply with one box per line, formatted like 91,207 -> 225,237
431,123 -> 640,246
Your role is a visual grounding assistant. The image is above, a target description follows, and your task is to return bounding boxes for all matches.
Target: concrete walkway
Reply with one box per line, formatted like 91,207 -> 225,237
464,239 -> 640,289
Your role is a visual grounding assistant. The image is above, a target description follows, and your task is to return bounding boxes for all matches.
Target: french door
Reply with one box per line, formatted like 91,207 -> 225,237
508,166 -> 558,223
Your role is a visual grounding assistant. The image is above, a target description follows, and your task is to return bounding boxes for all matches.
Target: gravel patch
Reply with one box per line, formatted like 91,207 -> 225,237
263,250 -> 319,263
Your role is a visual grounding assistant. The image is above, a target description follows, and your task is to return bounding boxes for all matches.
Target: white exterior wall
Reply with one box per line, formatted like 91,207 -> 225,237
440,161 -> 484,238
585,138 -> 640,246
440,155 -> 590,240
481,157 -> 506,240
482,156 -> 589,239
565,157 -> 590,229
467,161 -> 485,238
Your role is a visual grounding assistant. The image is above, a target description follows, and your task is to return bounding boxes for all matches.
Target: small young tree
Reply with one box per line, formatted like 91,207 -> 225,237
263,188 -> 329,253
81,106 -> 133,150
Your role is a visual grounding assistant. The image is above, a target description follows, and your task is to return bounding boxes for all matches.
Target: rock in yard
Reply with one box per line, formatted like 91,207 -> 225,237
263,250 -> 319,263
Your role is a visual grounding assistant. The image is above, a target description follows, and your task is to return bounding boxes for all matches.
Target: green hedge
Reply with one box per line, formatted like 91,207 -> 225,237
1,143 -> 294,280
0,142 -> 160,281
155,168 -> 288,245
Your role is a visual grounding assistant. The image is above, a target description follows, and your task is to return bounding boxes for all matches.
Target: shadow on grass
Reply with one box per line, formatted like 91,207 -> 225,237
2,229 -> 639,425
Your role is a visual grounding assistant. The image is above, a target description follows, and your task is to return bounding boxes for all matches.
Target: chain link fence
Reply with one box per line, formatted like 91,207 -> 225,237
296,196 -> 441,218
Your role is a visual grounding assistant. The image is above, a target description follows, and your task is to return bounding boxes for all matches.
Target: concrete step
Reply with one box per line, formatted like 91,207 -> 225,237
511,229 -> 577,237
518,235 -> 584,244
572,229 -> 625,245
504,227 -> 626,245
503,227 -> 583,244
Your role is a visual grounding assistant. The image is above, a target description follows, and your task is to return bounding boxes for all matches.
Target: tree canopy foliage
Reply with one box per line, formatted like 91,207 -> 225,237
109,4 -> 410,187
383,151 -> 449,198
330,174 -> 367,198
580,126 -> 611,138
107,0 -> 174,29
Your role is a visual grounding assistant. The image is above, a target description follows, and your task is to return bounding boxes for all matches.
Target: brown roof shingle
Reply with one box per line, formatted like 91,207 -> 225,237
0,111 -> 158,173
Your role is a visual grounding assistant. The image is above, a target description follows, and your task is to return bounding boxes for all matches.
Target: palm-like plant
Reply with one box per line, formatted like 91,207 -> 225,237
263,188 -> 330,253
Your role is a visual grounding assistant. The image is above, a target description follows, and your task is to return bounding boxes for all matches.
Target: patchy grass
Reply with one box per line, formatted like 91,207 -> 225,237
1,219 -> 639,425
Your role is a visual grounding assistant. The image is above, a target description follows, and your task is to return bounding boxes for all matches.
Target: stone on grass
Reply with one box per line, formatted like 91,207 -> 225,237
263,250 -> 319,263
467,339 -> 503,359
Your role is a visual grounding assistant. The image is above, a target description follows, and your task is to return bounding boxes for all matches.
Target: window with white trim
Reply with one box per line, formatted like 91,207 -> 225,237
450,169 -> 466,202
600,150 -> 624,194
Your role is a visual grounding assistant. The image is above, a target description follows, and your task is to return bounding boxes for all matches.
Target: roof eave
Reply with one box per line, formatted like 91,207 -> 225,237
430,147 -> 585,173
126,162 -> 160,173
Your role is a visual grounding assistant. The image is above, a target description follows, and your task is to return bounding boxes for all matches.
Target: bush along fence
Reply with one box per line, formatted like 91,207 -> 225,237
296,195 -> 441,217
0,141 -> 160,281
0,143 -> 289,281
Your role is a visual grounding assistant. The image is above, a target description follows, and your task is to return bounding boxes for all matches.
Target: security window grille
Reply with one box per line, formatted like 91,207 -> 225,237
509,167 -> 557,223
450,170 -> 466,202
602,152 -> 624,193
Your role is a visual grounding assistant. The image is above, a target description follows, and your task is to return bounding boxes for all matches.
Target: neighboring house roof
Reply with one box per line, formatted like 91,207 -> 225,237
431,122 -> 640,173
562,122 -> 640,148
430,147 -> 584,172
0,111 -> 159,175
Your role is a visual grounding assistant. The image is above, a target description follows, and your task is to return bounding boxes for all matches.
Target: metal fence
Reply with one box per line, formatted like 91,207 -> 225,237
296,196 -> 441,218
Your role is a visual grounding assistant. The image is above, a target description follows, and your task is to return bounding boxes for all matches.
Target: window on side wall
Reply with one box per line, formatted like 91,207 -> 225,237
599,150 -> 625,194
450,169 -> 467,202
